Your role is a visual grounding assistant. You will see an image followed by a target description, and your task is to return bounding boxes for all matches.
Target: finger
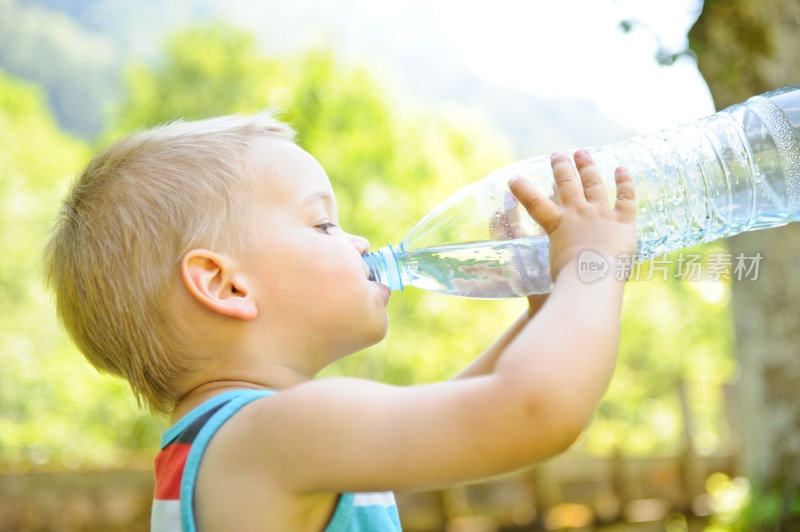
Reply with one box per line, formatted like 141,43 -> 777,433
508,175 -> 560,234
613,166 -> 637,222
550,152 -> 584,204
573,149 -> 608,204
502,190 -> 534,238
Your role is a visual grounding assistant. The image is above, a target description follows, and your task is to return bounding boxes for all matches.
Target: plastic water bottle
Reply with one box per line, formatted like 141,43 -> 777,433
364,85 -> 800,299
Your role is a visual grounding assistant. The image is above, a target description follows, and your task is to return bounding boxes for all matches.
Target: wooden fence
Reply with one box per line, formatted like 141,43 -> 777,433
0,448 -> 737,532
396,449 -> 738,531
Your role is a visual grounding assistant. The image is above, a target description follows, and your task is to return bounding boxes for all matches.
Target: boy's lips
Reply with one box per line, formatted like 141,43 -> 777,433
363,261 -> 391,302
374,281 -> 391,302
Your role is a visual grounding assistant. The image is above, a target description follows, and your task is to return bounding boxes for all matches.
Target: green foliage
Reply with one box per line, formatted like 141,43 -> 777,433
731,484 -> 800,531
112,23 -> 281,133
588,243 -> 737,455
701,476 -> 800,531
0,69 -> 164,470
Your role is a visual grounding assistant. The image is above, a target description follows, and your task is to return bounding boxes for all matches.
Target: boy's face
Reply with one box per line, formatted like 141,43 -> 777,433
241,138 -> 391,362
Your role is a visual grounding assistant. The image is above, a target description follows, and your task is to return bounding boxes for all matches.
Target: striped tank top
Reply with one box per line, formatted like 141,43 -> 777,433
150,389 -> 402,531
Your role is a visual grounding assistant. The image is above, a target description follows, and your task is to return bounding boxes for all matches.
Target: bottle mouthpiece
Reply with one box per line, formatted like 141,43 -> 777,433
364,244 -> 404,291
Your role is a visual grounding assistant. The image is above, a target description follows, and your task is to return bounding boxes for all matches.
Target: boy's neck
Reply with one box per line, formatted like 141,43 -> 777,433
170,364 -> 311,425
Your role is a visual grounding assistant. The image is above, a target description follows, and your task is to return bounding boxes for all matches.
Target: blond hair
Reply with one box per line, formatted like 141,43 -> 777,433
44,112 -> 295,413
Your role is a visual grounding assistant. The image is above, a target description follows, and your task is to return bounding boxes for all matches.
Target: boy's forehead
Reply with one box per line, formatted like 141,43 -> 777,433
247,138 -> 334,201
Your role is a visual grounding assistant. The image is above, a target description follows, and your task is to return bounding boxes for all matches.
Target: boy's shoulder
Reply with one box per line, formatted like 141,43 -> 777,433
169,388 -> 339,530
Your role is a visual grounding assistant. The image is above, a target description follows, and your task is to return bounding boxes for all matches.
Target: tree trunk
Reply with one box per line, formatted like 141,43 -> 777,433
689,0 -> 800,527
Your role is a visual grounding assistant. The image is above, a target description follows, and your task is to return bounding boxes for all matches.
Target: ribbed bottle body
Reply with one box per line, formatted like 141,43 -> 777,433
600,89 -> 800,260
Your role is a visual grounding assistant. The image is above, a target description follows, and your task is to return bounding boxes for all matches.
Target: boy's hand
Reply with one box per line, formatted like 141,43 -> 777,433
509,150 -> 637,283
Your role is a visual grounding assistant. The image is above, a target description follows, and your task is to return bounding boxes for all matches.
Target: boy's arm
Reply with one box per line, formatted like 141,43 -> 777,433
234,269 -> 626,494
451,293 -> 547,379
214,151 -> 637,495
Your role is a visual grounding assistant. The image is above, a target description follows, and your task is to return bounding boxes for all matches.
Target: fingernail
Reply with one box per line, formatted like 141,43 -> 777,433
551,151 -> 564,159
615,166 -> 629,174
574,149 -> 589,159
508,176 -> 519,186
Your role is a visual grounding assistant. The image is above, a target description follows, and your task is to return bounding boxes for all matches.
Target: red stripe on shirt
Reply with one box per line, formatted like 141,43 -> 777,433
154,443 -> 191,500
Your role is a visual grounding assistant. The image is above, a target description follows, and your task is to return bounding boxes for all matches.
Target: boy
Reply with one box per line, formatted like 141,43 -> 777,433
44,112 -> 636,531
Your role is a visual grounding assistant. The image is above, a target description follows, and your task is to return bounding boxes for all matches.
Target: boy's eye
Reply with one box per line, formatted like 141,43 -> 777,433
316,222 -> 338,235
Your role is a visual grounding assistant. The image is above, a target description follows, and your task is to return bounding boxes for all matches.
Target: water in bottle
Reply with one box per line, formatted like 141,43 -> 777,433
364,85 -> 800,299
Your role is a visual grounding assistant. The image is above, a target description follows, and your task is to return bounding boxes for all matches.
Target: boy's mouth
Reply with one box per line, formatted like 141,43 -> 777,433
376,282 -> 391,302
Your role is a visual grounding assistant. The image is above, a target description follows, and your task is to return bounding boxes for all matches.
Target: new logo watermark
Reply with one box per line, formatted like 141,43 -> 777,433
577,249 -> 611,284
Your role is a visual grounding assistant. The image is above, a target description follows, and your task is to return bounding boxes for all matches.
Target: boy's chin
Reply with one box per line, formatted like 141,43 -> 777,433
364,321 -> 389,347
359,318 -> 390,350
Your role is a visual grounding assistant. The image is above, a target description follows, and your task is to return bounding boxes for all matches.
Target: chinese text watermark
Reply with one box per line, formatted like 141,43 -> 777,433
577,250 -> 763,284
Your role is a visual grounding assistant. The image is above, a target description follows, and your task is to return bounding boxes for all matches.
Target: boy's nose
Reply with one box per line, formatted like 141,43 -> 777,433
348,234 -> 370,255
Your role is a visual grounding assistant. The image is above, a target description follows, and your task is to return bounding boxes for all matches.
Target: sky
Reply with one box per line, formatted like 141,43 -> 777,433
368,0 -> 716,133
197,0 -> 718,135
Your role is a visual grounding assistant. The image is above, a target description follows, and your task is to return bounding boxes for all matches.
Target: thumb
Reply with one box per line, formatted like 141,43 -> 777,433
508,176 -> 560,235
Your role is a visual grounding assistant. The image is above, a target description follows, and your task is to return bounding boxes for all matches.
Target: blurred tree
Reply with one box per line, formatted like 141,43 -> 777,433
112,24 -> 280,132
689,0 -> 800,528
584,246 -> 737,457
0,0 -> 120,136
0,68 -> 164,470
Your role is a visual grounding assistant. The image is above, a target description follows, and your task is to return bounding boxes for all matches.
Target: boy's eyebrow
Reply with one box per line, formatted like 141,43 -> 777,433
302,191 -> 334,206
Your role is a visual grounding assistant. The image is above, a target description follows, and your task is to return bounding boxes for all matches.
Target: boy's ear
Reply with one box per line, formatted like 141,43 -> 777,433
180,249 -> 258,320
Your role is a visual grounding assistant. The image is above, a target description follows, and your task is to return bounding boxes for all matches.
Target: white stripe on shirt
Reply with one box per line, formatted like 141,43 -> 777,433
353,491 -> 396,508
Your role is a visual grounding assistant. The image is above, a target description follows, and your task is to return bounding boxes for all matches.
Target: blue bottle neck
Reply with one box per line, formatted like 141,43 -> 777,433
364,243 -> 405,291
